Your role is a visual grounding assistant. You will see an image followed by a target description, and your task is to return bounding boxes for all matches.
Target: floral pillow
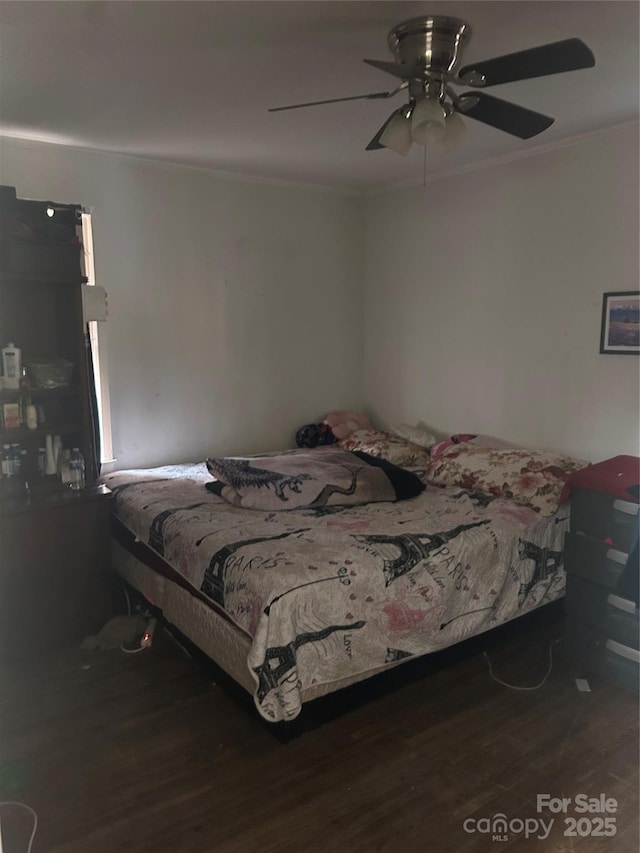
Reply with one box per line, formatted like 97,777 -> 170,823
429,433 -> 517,460
425,445 -> 589,515
337,429 -> 431,469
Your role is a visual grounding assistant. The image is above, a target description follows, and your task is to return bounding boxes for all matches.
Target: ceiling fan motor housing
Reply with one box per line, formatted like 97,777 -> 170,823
387,16 -> 471,78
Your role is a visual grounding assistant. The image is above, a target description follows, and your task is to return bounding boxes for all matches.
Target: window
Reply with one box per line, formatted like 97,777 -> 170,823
81,212 -> 114,466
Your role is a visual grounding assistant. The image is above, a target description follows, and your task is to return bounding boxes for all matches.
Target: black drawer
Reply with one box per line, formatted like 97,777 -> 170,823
564,617 -> 639,692
564,531 -> 628,589
570,489 -> 638,552
565,574 -> 639,649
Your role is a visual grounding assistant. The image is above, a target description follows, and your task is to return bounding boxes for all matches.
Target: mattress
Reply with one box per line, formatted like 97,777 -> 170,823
104,463 -> 569,722
111,538 -> 418,704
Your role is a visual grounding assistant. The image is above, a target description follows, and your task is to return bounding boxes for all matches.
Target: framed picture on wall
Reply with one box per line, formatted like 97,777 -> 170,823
600,291 -> 640,355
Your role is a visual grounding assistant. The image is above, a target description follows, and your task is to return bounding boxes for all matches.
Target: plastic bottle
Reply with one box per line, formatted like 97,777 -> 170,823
45,434 -> 58,475
37,446 -> 47,476
58,448 -> 71,485
6,446 -> 30,499
52,435 -> 63,470
26,403 -> 38,430
20,448 -> 28,493
1,444 -> 18,497
69,447 -> 86,490
2,343 -> 22,390
10,444 -> 21,480
1,444 -> 11,480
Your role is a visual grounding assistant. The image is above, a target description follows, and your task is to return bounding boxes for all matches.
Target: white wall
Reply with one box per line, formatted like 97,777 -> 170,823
0,139 -> 363,468
2,127 -> 638,470
362,125 -> 640,462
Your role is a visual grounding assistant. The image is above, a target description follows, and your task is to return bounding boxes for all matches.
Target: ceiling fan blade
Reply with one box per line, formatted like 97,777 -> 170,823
365,110 -> 399,150
457,92 -> 554,139
364,58 -> 426,80
268,91 -> 394,112
457,38 -> 595,87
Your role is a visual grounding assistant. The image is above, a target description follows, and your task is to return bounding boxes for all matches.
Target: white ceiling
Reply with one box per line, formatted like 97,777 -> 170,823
0,1 -> 638,191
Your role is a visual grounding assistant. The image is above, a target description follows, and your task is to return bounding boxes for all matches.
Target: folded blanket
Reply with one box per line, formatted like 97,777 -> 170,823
205,448 -> 425,510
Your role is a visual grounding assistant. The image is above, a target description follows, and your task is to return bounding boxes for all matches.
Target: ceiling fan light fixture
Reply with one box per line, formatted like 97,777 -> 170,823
379,110 -> 413,155
269,16 -> 596,154
440,111 -> 467,151
411,96 -> 447,144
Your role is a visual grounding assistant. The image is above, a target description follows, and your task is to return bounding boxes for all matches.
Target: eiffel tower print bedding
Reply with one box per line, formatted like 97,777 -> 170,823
104,461 -> 569,722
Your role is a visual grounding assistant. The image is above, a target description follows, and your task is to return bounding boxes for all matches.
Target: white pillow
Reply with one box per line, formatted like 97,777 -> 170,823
390,423 -> 436,449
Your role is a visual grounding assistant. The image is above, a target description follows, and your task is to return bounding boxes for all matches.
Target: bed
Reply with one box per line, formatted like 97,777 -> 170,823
103,441 -> 583,724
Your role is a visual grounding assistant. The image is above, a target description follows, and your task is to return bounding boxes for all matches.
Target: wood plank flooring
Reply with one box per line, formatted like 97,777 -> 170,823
0,610 -> 637,853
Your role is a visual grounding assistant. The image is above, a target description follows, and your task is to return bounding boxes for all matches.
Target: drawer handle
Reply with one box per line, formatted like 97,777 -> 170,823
606,547 -> 629,565
612,499 -> 640,517
606,638 -> 640,663
606,592 -> 638,615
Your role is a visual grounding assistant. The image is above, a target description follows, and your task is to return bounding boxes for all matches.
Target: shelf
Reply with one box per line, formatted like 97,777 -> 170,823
0,483 -> 111,517
0,270 -> 86,286
0,424 -> 82,442
0,386 -> 80,400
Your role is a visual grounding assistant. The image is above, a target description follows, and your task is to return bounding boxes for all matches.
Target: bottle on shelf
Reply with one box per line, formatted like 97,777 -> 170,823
58,448 -> 72,486
19,390 -> 34,426
10,444 -> 21,480
1,444 -> 11,493
45,434 -> 58,475
20,448 -> 28,497
69,448 -> 85,491
26,402 -> 38,430
37,446 -> 47,476
2,342 -> 21,390
0,443 -> 23,498
1,402 -> 20,430
52,435 -> 63,465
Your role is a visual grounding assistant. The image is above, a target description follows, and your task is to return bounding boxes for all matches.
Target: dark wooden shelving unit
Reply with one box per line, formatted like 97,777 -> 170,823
0,186 -> 113,661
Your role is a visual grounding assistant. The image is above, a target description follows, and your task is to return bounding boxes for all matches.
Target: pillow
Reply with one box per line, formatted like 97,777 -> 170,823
337,429 -> 431,469
205,448 -> 424,510
323,410 -> 372,440
425,445 -> 589,515
429,433 -> 516,460
390,423 -> 436,449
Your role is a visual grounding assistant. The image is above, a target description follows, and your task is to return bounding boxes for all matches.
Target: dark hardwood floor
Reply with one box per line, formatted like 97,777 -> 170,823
0,611 -> 637,853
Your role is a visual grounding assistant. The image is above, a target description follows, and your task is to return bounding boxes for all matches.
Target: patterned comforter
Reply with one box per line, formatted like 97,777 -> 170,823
104,463 -> 569,722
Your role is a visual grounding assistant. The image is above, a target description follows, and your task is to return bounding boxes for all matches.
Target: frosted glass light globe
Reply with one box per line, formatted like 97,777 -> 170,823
411,98 -> 447,145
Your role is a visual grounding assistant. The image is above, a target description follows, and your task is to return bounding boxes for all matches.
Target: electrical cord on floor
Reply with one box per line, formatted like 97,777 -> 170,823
117,583 -> 154,655
120,641 -> 149,655
484,638 -> 562,691
0,801 -> 38,853
120,617 -> 157,655
121,583 -> 151,620
122,584 -> 132,617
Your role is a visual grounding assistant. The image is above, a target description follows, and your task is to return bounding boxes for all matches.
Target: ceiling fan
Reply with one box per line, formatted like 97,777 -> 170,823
269,16 -> 595,155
